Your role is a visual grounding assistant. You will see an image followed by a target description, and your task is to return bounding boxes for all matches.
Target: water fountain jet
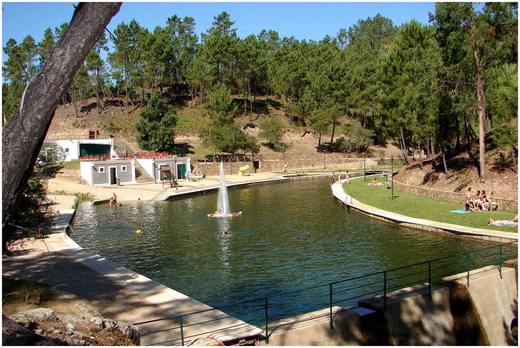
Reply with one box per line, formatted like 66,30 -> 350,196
208,161 -> 242,218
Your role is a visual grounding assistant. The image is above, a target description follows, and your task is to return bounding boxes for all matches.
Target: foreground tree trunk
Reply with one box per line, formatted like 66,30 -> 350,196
2,2 -> 122,252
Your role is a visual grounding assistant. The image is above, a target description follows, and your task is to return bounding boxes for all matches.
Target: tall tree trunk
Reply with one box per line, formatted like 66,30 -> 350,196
463,111 -> 474,160
318,132 -> 322,149
442,149 -> 448,174
511,147 -> 517,173
2,2 -> 121,253
124,76 -> 130,106
329,118 -> 337,148
95,67 -> 102,114
473,43 -> 487,179
398,127 -> 409,164
249,83 -> 254,115
418,143 -> 423,170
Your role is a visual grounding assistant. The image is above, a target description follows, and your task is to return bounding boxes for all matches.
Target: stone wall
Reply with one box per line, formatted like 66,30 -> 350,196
192,157 -> 382,176
393,179 -> 518,212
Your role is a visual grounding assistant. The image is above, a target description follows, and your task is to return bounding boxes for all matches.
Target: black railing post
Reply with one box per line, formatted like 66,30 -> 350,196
180,315 -> 184,346
499,244 -> 503,279
329,283 -> 334,329
264,298 -> 269,343
383,271 -> 387,311
428,261 -> 432,298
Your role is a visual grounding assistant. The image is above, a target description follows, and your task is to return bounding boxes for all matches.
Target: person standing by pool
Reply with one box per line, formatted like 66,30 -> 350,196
465,187 -> 472,205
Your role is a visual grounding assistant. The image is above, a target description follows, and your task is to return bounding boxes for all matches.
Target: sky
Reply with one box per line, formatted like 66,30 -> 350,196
2,2 -> 435,50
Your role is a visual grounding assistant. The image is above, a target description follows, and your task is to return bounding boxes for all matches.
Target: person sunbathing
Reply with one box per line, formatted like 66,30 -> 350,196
368,178 -> 384,186
489,215 -> 518,226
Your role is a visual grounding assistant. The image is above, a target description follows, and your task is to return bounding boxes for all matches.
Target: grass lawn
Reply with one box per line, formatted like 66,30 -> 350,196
61,160 -> 80,170
343,178 -> 518,233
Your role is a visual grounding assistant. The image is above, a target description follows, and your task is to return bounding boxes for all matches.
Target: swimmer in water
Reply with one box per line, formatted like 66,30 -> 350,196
135,227 -> 143,234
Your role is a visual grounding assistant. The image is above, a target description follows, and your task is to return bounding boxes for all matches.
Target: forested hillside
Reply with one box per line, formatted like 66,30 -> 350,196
3,3 -> 517,178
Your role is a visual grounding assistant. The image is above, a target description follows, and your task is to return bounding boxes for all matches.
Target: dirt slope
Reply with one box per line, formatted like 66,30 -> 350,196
395,149 -> 517,199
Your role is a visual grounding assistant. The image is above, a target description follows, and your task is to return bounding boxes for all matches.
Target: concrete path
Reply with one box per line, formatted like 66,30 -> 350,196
3,210 -> 263,345
331,179 -> 517,242
46,171 -> 291,203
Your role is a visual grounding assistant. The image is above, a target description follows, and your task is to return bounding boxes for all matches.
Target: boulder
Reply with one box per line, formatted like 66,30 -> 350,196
123,324 -> 141,345
10,308 -> 56,324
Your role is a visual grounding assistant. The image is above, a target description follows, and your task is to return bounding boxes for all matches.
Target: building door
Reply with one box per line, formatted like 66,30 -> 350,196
177,163 -> 186,179
109,167 -> 117,185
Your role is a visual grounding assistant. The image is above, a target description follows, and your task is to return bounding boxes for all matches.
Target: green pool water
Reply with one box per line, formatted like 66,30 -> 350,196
72,178 -> 515,324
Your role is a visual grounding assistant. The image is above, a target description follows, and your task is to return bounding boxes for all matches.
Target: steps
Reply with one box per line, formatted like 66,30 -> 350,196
134,160 -> 154,183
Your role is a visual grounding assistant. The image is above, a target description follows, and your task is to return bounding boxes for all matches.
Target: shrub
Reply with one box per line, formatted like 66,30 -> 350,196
260,118 -> 287,152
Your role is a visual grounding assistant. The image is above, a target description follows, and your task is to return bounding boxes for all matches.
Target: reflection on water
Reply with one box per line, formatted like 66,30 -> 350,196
72,179 -> 514,323
217,218 -> 231,280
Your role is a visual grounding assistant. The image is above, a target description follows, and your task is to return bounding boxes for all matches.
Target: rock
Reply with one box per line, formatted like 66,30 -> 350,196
66,323 -> 74,330
78,339 -> 86,345
34,329 -> 43,335
10,308 -> 56,324
102,319 -> 118,330
24,321 -> 37,330
2,316 -> 38,346
89,317 -> 104,329
53,329 -> 62,335
123,324 -> 141,345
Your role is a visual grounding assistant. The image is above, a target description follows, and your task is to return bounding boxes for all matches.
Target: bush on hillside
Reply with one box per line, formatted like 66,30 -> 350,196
259,118 -> 288,152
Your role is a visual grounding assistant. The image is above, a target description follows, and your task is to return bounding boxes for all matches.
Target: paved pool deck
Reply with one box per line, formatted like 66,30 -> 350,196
46,170 -> 328,205
331,178 -> 517,243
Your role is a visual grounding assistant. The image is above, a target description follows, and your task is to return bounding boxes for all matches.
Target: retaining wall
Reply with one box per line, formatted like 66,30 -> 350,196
267,266 -> 517,346
393,179 -> 518,212
192,157 -> 381,176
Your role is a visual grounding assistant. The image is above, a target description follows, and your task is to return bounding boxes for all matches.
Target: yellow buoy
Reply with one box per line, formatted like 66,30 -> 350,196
135,228 -> 142,234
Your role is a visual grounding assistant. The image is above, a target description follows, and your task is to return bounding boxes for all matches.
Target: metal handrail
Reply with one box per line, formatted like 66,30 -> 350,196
132,241 -> 517,345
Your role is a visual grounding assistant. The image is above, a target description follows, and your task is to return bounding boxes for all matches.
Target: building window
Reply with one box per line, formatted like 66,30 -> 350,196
121,165 -> 127,172
98,167 -> 105,173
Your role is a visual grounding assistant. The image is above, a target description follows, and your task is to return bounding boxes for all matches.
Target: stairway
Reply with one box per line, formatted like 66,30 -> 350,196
134,159 -> 154,183
112,137 -> 134,158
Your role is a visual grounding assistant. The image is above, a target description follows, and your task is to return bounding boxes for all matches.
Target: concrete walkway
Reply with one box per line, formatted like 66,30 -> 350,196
331,178 -> 517,242
4,212 -> 263,345
47,171 -> 294,204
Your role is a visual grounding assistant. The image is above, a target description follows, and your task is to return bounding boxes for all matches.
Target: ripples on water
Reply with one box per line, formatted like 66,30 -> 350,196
72,178 -> 514,323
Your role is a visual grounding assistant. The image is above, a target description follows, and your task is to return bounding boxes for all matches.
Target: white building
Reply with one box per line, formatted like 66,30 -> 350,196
80,158 -> 136,186
44,138 -> 117,162
136,155 -> 191,183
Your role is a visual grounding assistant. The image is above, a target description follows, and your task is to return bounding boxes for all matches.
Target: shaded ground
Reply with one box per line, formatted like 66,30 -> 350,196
2,277 -> 100,318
